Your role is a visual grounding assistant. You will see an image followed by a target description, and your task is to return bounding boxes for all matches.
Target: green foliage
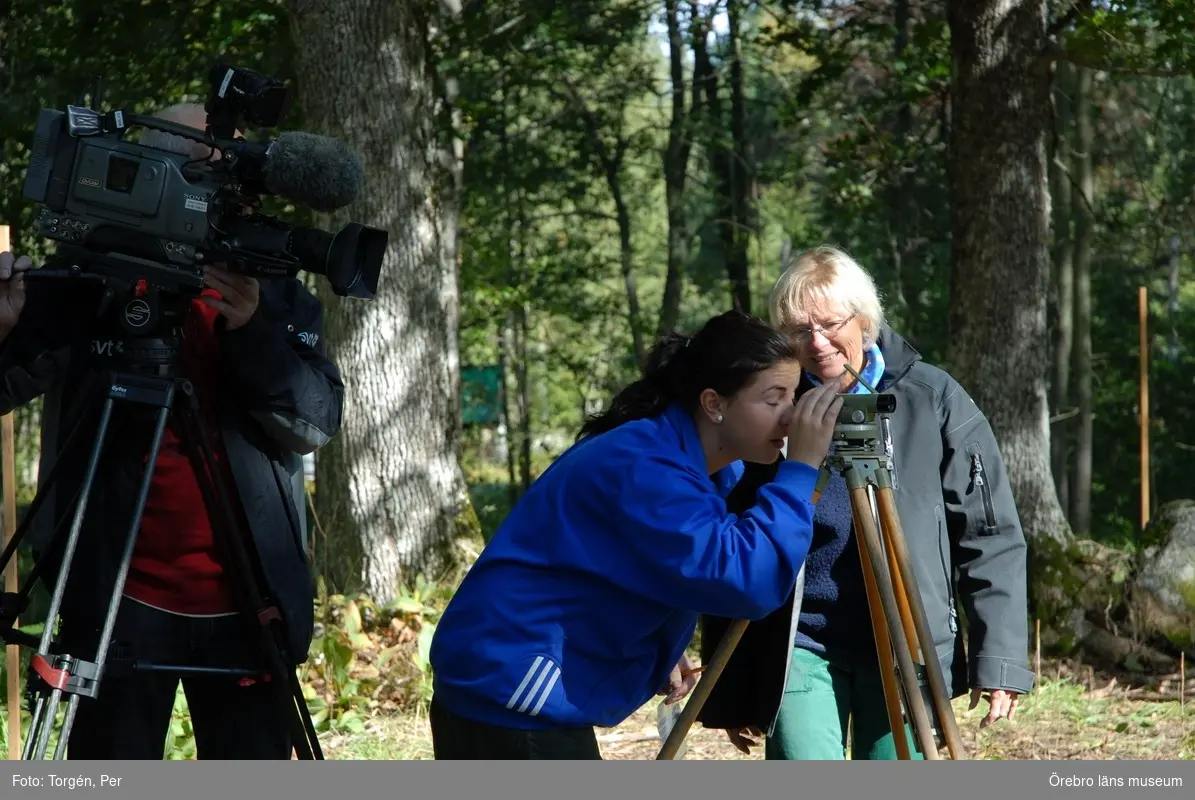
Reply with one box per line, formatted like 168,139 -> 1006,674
1060,0 -> 1195,74
759,2 -> 955,363
164,686 -> 198,760
301,575 -> 450,738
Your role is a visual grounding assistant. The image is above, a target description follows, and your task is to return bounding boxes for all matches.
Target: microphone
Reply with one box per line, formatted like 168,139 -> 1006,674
230,131 -> 365,213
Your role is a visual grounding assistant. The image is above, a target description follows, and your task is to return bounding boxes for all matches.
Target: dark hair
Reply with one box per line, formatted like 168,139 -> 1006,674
577,310 -> 799,439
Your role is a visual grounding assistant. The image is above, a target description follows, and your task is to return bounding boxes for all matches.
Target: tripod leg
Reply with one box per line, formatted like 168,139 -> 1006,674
869,487 -> 919,659
655,618 -> 749,760
850,496 -> 910,760
173,388 -> 322,760
22,693 -> 46,759
53,394 -> 176,758
847,478 -> 940,760
868,485 -> 943,757
873,479 -> 967,760
22,395 -> 121,759
866,484 -> 932,753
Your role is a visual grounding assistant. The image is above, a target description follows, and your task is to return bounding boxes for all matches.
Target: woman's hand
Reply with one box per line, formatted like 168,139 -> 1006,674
725,725 -> 764,755
657,652 -> 700,705
970,688 -> 1019,727
785,381 -> 843,468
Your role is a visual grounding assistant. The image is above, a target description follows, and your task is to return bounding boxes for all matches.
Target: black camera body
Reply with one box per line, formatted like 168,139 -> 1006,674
21,63 -> 386,305
25,107 -> 227,271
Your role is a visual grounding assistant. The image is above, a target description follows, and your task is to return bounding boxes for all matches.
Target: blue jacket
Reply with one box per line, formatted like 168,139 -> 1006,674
429,402 -> 818,731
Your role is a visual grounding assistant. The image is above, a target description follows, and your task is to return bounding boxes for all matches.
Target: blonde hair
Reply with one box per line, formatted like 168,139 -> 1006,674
769,245 -> 885,345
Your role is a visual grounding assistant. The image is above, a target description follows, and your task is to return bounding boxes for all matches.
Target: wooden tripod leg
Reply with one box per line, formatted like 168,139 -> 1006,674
874,480 -> 968,760
851,495 -> 911,760
873,487 -> 919,665
849,483 -> 940,759
868,486 -> 932,755
655,618 -> 750,760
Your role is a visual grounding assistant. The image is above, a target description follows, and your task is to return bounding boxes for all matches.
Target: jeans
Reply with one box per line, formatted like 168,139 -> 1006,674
56,598 -> 293,760
766,646 -> 924,760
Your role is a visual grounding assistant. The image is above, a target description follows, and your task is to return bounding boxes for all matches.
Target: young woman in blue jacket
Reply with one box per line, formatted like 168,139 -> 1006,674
427,310 -> 843,759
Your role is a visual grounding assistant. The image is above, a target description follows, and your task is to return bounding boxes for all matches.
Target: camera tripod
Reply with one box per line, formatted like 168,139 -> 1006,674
0,278 -> 322,760
657,379 -> 966,761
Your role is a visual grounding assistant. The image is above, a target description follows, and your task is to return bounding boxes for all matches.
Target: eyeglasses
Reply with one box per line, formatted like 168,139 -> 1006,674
790,315 -> 855,343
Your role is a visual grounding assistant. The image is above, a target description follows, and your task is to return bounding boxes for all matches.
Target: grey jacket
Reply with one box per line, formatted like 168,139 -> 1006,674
696,326 -> 1035,734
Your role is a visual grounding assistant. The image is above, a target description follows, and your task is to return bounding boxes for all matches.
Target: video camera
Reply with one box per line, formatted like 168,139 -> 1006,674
20,63 -> 387,306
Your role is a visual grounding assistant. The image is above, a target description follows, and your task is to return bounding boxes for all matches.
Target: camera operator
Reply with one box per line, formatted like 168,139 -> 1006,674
0,102 -> 343,760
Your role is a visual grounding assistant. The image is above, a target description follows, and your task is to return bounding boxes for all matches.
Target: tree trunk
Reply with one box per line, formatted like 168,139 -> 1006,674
516,303 -> 532,493
726,0 -> 753,315
498,77 -> 518,506
946,25 -> 1186,665
885,0 -> 914,334
498,318 -> 517,508
288,0 -> 474,599
692,8 -> 746,315
612,189 -> 646,368
657,0 -> 691,339
945,0 -> 1071,551
1049,59 -> 1074,516
1167,234 -> 1180,362
1070,65 -> 1094,536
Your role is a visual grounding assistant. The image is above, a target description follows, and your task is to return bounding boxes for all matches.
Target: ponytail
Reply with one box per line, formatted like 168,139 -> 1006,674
576,311 -> 798,442
577,333 -> 691,440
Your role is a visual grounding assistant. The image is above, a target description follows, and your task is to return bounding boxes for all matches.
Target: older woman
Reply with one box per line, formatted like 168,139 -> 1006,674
696,245 -> 1034,760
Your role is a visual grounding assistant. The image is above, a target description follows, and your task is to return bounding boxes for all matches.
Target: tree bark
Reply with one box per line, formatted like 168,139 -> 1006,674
1070,65 -> 1094,536
515,302 -> 532,493
692,5 -> 748,315
1049,60 -> 1074,515
657,0 -> 693,339
945,0 -> 1071,551
726,0 -> 754,315
942,0 -> 1177,668
288,0 -> 474,599
498,317 -> 518,508
885,0 -> 914,334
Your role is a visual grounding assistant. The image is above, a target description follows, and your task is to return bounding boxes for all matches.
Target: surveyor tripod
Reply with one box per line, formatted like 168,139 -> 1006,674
0,273 -> 322,760
657,382 -> 966,761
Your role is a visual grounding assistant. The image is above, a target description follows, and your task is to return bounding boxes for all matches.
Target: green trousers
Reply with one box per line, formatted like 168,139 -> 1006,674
766,646 -> 924,761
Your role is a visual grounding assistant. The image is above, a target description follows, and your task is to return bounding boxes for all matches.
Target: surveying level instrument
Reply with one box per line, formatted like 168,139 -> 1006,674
658,365 -> 966,760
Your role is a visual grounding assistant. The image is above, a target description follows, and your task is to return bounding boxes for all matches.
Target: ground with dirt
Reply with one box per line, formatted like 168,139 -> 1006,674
321,658 -> 1193,760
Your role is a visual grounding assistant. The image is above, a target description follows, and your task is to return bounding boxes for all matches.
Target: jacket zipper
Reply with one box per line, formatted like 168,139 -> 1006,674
881,416 -> 897,489
936,505 -> 957,635
970,452 -> 998,531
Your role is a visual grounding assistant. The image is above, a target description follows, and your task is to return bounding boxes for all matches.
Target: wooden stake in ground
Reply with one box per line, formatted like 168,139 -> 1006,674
1035,619 -> 1041,690
1139,286 -> 1150,529
0,224 -> 19,760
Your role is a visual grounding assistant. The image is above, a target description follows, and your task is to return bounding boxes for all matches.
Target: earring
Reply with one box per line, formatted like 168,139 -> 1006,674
715,414 -> 724,424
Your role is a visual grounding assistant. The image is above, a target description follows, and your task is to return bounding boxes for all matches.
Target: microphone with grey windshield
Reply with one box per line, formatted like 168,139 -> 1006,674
227,131 -> 365,212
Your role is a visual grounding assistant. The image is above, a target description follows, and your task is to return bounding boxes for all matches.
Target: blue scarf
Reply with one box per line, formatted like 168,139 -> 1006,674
805,342 -> 886,394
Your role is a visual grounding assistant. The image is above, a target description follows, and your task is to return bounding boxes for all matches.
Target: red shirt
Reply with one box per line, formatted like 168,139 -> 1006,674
123,288 -> 241,616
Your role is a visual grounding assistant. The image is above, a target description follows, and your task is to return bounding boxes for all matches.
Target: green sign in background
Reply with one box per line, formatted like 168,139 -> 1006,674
461,365 -> 503,425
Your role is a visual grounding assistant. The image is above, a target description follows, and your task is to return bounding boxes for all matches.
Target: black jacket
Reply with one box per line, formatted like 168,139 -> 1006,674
0,272 -> 342,665
696,327 -> 1034,734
